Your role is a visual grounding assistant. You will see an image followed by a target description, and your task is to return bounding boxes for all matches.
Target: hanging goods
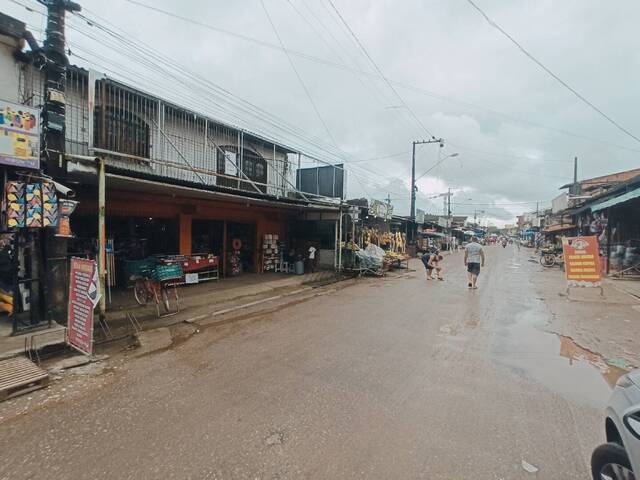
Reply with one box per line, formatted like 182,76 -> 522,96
25,183 -> 42,228
56,199 -> 78,237
41,182 -> 59,227
4,181 -> 25,228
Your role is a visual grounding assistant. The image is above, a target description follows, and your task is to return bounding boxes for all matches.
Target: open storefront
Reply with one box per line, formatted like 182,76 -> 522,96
66,174 -> 340,312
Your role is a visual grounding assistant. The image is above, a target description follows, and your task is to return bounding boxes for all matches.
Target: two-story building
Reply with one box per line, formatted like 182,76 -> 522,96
0,11 -> 342,332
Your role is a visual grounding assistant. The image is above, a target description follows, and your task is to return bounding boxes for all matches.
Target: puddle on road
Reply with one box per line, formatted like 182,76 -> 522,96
558,335 -> 627,388
491,306 -> 626,407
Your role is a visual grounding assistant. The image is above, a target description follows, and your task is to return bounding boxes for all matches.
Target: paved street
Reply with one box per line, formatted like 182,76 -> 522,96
0,246 -> 624,479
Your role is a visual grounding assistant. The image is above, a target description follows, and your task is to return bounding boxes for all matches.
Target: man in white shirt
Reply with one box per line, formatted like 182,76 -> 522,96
307,245 -> 317,273
464,237 -> 485,289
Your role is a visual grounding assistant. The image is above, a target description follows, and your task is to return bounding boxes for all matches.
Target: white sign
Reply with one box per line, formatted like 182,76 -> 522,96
185,273 -> 199,284
0,101 -> 39,169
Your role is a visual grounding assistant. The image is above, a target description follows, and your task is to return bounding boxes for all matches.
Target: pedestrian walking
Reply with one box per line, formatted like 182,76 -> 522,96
464,236 -> 485,289
421,252 -> 444,280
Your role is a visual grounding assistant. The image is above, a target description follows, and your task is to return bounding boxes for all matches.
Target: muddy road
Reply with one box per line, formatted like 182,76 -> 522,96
0,246 -> 622,479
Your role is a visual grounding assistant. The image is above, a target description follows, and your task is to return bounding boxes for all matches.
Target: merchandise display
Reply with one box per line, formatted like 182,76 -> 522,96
5,181 -> 25,228
262,234 -> 279,272
25,183 -> 42,228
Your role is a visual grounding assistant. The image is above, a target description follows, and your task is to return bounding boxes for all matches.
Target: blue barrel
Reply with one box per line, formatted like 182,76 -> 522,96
294,260 -> 304,275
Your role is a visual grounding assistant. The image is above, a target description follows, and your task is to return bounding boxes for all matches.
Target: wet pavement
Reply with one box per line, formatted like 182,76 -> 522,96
0,245 -> 630,479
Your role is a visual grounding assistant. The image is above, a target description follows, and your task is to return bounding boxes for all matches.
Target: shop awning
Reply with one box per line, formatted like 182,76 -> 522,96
543,224 -> 576,233
423,232 -> 445,237
591,186 -> 640,212
105,174 -> 340,212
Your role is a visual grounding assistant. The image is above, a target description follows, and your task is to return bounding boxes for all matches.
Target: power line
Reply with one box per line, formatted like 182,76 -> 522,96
115,0 -> 640,155
465,0 -> 640,145
326,0 -> 438,140
260,0 -> 338,147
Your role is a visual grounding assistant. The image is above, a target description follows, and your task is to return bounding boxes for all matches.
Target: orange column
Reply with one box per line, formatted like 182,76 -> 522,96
179,214 -> 192,255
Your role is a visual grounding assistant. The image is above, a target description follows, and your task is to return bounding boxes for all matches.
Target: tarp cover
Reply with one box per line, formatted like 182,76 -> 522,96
356,244 -> 385,269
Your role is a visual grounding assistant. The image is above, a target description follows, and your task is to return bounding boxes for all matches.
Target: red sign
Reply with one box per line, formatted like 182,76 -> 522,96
67,257 -> 99,355
562,236 -> 602,287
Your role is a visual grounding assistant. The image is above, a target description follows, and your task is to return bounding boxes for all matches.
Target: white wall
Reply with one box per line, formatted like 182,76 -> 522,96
0,35 -> 22,104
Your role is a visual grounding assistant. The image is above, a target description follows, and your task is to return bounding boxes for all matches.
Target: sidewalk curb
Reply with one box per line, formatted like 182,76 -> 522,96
605,278 -> 640,302
183,286 -> 314,324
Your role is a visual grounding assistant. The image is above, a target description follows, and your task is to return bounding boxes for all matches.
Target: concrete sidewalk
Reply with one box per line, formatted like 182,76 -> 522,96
530,255 -> 640,369
0,270 -> 339,361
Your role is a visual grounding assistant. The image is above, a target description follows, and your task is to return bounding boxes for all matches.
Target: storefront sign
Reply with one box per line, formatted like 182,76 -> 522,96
67,258 -> 99,355
562,236 -> 602,287
0,101 -> 39,169
370,200 -> 393,219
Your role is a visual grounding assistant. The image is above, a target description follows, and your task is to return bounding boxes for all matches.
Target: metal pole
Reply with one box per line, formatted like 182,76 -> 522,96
447,187 -> 452,250
98,157 -> 106,321
410,141 -> 416,221
337,209 -> 343,276
334,218 -> 338,271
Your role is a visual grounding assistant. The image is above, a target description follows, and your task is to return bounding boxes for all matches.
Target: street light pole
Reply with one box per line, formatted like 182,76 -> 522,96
410,138 -> 444,222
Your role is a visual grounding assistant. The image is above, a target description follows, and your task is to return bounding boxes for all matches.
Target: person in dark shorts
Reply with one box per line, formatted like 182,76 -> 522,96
422,252 -> 444,280
464,237 -> 485,289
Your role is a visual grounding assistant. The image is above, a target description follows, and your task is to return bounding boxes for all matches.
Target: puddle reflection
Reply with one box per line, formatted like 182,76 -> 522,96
558,335 -> 627,388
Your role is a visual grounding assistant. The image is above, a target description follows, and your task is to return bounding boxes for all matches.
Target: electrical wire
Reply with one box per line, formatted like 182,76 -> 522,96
114,0 -> 640,155
260,0 -> 337,146
326,0 -> 438,140
465,0 -> 640,145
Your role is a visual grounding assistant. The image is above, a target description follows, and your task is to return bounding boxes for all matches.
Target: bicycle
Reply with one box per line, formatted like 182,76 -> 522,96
127,258 -> 181,317
539,248 -> 564,268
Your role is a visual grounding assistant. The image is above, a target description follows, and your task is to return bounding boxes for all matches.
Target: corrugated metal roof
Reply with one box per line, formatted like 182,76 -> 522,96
591,185 -> 640,212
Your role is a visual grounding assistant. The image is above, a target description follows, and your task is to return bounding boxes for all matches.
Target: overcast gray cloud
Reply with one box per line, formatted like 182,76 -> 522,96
7,0 -> 640,225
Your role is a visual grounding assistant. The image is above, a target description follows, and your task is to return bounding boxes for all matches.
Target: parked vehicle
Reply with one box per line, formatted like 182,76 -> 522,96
591,369 -> 640,480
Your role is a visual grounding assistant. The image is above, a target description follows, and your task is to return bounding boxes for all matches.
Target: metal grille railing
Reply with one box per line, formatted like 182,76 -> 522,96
19,65 -> 300,198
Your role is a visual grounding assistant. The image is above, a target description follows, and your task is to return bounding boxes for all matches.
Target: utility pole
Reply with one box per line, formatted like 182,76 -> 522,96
38,0 -> 81,323
38,0 -> 81,175
410,138 -> 444,221
447,187 -> 452,249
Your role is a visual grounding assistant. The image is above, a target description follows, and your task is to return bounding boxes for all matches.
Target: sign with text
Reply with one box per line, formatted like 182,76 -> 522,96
562,236 -> 602,287
67,258 -> 99,355
0,101 -> 40,169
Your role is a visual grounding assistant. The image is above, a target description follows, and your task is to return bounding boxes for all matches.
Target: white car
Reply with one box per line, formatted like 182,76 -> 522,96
591,369 -> 640,480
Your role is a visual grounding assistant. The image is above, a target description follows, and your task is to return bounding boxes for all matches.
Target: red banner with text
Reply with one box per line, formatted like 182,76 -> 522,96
562,236 -> 602,287
67,257 -> 99,355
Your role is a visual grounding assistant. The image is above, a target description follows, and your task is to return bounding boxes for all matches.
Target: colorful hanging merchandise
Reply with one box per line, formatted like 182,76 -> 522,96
5,181 -> 25,228
41,181 -> 59,227
25,183 -> 42,228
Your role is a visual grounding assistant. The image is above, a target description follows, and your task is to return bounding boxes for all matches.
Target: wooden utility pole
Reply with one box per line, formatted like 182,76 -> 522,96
38,0 -> 81,323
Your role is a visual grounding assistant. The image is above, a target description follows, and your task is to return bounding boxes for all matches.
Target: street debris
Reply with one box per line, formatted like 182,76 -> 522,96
265,431 -> 285,446
521,460 -> 539,474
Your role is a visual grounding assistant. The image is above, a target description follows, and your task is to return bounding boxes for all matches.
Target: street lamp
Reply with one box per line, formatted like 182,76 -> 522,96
410,139 -> 444,222
414,153 -> 459,183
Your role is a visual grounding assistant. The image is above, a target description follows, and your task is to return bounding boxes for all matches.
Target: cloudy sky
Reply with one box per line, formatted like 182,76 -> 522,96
7,0 -> 640,225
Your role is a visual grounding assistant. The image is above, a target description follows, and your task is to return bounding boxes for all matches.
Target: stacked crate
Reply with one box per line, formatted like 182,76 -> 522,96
262,234 -> 279,272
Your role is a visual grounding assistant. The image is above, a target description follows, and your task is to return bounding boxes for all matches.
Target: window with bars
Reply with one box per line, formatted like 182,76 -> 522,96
216,147 -> 268,193
94,106 -> 150,159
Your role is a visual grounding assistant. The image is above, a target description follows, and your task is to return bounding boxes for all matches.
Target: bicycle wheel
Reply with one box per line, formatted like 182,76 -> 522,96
160,284 -> 178,313
134,278 -> 150,305
540,254 -> 555,267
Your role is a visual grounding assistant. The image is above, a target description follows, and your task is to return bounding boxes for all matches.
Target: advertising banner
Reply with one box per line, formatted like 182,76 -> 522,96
67,258 -> 100,355
0,101 -> 39,169
562,236 -> 602,287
